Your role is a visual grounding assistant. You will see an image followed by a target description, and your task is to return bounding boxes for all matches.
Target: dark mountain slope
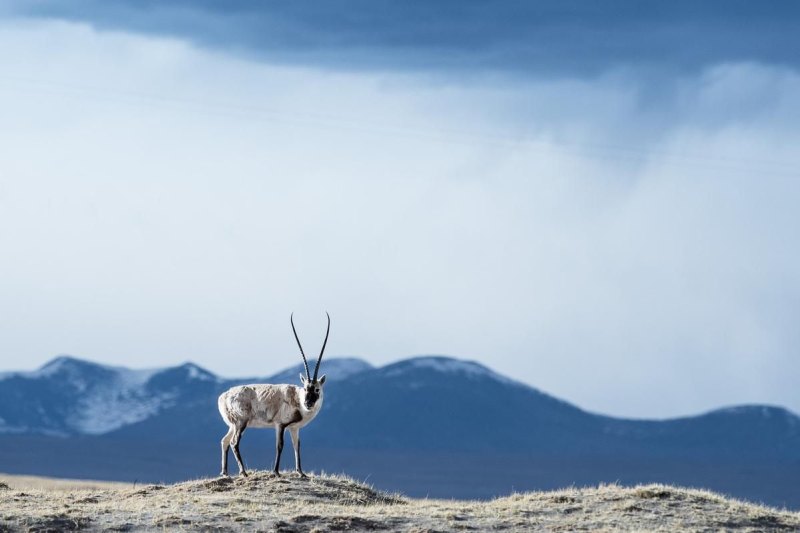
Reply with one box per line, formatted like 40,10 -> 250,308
308,356 -> 608,452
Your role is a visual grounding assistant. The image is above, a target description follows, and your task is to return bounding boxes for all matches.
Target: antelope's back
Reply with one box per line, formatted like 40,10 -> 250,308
218,383 -> 299,427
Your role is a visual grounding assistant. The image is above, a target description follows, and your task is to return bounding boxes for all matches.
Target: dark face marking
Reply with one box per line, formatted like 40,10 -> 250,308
303,380 -> 322,409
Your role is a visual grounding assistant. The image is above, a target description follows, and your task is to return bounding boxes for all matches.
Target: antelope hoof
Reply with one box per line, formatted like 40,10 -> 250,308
296,470 -> 308,479
239,470 -> 248,478
219,471 -> 229,478
272,470 -> 281,477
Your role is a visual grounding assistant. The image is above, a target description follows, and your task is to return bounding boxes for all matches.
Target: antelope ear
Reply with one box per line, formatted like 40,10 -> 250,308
319,375 -> 327,385
299,373 -> 307,385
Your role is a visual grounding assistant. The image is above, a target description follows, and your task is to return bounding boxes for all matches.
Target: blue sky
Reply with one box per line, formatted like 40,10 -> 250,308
0,1 -> 798,418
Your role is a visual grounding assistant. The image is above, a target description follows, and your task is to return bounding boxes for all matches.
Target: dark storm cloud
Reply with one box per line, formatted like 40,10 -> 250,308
10,0 -> 800,75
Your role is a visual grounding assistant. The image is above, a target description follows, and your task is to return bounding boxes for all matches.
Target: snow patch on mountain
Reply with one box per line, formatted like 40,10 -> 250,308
0,356 -> 181,435
716,405 -> 780,417
265,357 -> 373,384
116,367 -> 161,387
72,388 -> 177,435
711,405 -> 800,427
0,356 -> 158,387
38,356 -> 89,377
184,363 -> 217,381
323,357 -> 373,379
67,366 -> 174,434
386,356 -> 521,386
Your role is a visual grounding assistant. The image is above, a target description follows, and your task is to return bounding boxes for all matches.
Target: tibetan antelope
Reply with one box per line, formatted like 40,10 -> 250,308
218,313 -> 330,477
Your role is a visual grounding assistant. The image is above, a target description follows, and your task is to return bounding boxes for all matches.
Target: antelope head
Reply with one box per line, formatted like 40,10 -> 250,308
292,312 -> 330,410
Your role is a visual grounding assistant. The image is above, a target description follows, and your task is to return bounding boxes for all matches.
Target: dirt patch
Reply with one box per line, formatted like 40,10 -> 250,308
127,484 -> 165,497
290,514 -> 324,524
716,514 -> 799,531
153,516 -> 193,527
634,487 -> 677,500
196,476 -> 235,492
24,514 -> 90,532
105,524 -> 135,532
621,503 -> 644,512
327,516 -> 392,530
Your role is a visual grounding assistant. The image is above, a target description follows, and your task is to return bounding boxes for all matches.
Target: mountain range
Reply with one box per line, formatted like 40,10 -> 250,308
1,355 -> 799,508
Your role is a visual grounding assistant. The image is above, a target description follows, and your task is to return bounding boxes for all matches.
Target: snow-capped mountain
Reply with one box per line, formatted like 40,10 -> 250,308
0,356 -> 219,435
1,354 -> 800,507
261,357 -> 372,385
0,355 -> 371,437
2,354 -> 799,452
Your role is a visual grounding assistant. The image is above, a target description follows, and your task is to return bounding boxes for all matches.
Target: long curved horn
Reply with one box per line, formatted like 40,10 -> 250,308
312,312 -> 330,381
291,313 -> 311,381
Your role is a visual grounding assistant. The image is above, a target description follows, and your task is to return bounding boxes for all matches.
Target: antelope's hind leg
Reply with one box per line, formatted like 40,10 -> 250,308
231,423 -> 249,477
272,424 -> 287,476
220,425 -> 235,476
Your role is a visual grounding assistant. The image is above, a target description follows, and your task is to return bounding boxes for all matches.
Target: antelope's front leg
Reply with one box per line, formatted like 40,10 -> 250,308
273,424 -> 285,476
289,426 -> 307,478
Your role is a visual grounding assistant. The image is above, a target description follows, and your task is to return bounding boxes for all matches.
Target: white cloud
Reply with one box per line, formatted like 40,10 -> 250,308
0,19 -> 798,418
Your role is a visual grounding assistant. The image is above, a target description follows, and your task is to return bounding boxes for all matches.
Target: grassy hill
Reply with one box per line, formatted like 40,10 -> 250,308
1,471 -> 799,532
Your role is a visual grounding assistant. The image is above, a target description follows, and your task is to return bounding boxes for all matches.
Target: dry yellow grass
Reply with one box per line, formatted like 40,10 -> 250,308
1,471 -> 799,531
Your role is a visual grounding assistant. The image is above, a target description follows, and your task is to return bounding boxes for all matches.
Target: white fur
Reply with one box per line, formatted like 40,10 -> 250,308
217,377 -> 326,477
